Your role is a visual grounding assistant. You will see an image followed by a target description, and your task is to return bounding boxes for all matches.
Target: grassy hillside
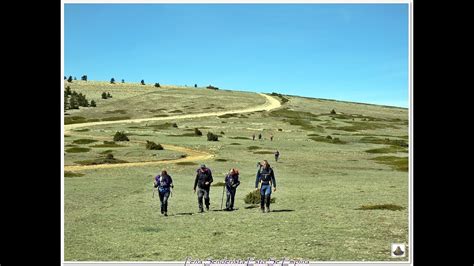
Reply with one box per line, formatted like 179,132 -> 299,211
64,82 -> 409,261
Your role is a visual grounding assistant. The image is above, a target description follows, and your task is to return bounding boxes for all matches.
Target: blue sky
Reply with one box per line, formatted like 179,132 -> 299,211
64,4 -> 409,108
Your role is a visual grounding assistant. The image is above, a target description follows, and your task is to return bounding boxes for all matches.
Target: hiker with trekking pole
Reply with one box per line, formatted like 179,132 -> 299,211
153,169 -> 174,217
223,168 -> 240,211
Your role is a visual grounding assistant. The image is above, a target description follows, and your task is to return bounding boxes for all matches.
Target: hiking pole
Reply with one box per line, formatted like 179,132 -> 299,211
220,185 -> 225,210
152,187 -> 155,198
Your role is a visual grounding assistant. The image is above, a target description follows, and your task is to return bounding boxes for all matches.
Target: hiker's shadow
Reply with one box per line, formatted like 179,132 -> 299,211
270,209 -> 295,212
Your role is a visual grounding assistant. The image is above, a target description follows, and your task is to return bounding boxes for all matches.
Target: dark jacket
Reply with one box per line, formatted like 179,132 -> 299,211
225,173 -> 240,190
154,174 -> 173,192
255,166 -> 276,188
194,167 -> 213,189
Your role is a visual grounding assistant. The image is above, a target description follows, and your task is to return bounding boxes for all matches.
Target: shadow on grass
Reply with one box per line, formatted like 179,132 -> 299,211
174,212 -> 194,216
271,209 -> 295,212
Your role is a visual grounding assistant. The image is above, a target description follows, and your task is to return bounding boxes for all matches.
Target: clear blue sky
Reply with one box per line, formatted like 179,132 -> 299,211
64,4 -> 409,108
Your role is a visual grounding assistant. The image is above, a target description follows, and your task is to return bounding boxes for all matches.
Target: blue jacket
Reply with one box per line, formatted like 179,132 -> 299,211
255,166 -> 276,188
155,174 -> 173,192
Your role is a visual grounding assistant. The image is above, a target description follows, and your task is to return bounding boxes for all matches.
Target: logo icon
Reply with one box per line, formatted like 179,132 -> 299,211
391,243 -> 406,257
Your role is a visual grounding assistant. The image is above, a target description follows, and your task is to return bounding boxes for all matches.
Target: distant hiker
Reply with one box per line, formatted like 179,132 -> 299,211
193,164 -> 214,212
270,135 -> 274,141
252,134 -> 255,141
224,168 -> 241,211
258,133 -> 262,140
255,160 -> 276,213
274,150 -> 280,162
154,170 -> 174,217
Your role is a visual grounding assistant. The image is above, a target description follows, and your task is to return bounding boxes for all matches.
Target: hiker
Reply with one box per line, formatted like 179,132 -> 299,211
274,150 -> 280,162
154,170 -> 174,217
258,133 -> 262,140
252,134 -> 255,141
193,164 -> 213,212
224,168 -> 241,211
255,160 -> 276,213
270,135 -> 274,141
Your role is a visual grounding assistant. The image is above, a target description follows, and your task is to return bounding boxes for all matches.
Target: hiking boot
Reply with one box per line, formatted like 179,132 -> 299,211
206,206 -> 210,211
164,212 -> 168,217
265,206 -> 270,213
199,208 -> 204,213
261,207 -> 265,213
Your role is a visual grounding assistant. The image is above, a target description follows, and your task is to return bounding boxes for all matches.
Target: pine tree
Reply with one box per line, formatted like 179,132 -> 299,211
81,75 -> 87,81
110,78 -> 115,84
90,100 -> 96,107
67,76 -> 73,83
141,79 -> 145,85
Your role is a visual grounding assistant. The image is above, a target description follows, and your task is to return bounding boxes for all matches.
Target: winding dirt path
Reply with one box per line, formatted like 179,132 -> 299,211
64,93 -> 281,171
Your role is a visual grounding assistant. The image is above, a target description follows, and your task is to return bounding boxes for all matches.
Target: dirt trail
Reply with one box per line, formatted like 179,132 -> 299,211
64,93 -> 280,134
64,93 -> 281,171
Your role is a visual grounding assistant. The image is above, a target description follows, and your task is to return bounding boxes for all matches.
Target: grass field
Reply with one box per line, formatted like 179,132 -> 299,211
63,81 -> 409,261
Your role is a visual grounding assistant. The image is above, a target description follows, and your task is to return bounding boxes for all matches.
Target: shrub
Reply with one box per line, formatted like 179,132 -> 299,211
64,171 -> 85,177
330,109 -> 336,115
146,140 -> 164,150
206,85 -> 219,90
107,92 -> 112,98
194,84 -> 197,88
154,83 -> 160,87
220,131 -> 225,135
113,131 -> 129,141
244,190 -> 275,204
278,128 -> 283,131
207,132 -> 219,141
67,76 -> 73,83
110,78 -> 115,84
90,100 -> 96,107
194,128 -> 202,136
81,75 -> 87,81
172,123 -> 178,128
66,147 -> 90,153
102,92 -> 107,99
141,79 -> 145,85
355,204 -> 405,211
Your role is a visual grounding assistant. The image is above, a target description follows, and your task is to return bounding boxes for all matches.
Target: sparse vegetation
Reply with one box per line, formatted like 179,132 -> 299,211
66,147 -> 91,153
64,171 -> 85,177
176,162 -> 198,166
146,141 -> 164,150
244,190 -> 275,204
194,128 -> 202,136
75,154 -> 128,165
207,132 -> 219,141
356,204 -> 405,211
371,156 -> 408,171
72,139 -> 98,145
113,131 -> 129,141
206,85 -> 219,90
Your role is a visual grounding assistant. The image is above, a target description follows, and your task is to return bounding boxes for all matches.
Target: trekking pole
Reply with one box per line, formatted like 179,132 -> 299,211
220,185 -> 225,210
152,187 -> 155,198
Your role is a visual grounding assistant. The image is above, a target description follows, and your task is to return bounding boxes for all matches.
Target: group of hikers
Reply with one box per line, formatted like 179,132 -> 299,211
153,160 -> 277,216
252,133 -> 274,141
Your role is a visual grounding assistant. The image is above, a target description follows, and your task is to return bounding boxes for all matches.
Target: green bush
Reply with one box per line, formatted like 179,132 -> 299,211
330,109 -> 336,115
66,147 -> 91,153
146,140 -> 164,150
206,85 -> 219,90
113,131 -> 129,141
154,83 -> 160,87
207,132 -> 219,141
244,190 -> 275,204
